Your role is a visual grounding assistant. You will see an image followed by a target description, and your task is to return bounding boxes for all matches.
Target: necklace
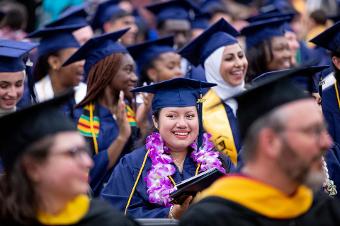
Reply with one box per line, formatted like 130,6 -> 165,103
145,132 -> 226,206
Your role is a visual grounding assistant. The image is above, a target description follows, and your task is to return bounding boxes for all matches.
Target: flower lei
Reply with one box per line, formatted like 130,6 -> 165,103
144,132 -> 226,206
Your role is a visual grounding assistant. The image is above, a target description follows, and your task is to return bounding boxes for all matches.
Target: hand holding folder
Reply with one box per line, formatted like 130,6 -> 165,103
170,168 -> 224,205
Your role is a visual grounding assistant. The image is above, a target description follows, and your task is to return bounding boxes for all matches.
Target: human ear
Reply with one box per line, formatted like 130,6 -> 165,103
47,55 -> 61,71
152,115 -> 159,130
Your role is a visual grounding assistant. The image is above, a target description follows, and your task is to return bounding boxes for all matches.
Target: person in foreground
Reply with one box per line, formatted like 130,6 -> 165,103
179,67 -> 340,226
0,91 -> 138,226
101,78 -> 231,219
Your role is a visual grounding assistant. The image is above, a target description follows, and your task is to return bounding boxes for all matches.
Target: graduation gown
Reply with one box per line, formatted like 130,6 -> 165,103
325,143 -> 340,198
0,198 -> 139,226
101,147 -> 232,218
322,82 -> 340,145
180,175 -> 340,226
73,103 -> 139,196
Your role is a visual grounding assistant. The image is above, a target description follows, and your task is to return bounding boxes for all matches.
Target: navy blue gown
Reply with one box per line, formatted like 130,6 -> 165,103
72,103 -> 139,196
101,147 -> 232,218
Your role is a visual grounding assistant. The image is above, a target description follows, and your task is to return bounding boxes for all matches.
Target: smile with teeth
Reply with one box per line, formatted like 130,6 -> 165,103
173,131 -> 190,136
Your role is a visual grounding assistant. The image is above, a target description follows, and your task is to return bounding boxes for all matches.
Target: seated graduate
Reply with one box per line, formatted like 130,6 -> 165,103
0,91 -> 138,226
0,39 -> 37,116
101,77 -> 232,219
62,28 -> 139,197
179,19 -> 246,166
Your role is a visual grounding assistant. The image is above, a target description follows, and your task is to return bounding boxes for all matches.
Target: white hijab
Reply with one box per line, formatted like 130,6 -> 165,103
204,46 -> 245,116
0,107 -> 16,117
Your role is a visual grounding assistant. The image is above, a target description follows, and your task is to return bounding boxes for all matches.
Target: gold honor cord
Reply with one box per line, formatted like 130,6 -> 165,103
334,82 -> 340,110
89,103 -> 99,154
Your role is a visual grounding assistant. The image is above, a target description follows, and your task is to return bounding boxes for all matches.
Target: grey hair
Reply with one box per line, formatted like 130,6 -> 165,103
241,107 -> 287,162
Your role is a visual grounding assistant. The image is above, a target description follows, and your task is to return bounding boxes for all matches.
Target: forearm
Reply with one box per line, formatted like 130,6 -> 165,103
107,136 -> 129,169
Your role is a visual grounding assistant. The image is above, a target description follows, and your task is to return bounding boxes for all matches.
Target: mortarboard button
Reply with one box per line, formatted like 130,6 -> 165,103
0,39 -> 38,72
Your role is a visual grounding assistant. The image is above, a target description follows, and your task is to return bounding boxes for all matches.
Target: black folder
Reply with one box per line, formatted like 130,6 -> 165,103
170,168 -> 224,205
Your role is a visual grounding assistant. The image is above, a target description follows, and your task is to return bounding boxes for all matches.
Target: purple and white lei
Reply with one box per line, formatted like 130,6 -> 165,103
144,132 -> 226,206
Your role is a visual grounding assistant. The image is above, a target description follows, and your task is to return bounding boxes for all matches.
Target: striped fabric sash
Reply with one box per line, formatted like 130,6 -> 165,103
126,105 -> 137,127
78,104 -> 100,137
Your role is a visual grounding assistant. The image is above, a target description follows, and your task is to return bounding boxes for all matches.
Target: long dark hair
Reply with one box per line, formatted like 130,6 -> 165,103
245,39 -> 273,82
77,53 -> 124,107
0,135 -> 54,225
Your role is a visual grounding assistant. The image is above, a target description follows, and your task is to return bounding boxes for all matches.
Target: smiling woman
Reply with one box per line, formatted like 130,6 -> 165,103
62,28 -> 139,197
101,78 -> 231,219
0,39 -> 37,116
0,92 -> 139,226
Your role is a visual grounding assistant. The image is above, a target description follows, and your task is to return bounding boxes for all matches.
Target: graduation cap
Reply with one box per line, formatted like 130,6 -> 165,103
241,17 -> 290,50
200,0 -> 227,14
191,12 -> 211,30
309,21 -> 340,55
145,0 -> 199,26
127,36 -> 175,73
27,24 -> 84,57
0,90 -> 75,171
246,11 -> 295,23
91,0 -> 130,31
132,77 -> 216,147
179,18 -> 239,67
44,4 -> 89,27
252,65 -> 329,93
226,66 -> 319,141
63,28 -> 129,77
0,39 -> 38,72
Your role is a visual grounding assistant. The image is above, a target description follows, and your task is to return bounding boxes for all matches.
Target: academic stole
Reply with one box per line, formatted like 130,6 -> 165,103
77,103 -> 100,154
202,89 -> 238,165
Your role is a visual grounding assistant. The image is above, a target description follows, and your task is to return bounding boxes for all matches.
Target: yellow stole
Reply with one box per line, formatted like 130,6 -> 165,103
198,175 -> 313,219
37,195 -> 90,225
203,89 -> 238,165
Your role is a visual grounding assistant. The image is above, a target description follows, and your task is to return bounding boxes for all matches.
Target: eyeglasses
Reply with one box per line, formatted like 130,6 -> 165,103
50,146 -> 91,160
278,124 -> 328,139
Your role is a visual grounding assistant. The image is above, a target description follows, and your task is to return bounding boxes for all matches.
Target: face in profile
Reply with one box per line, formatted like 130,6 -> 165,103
275,99 -> 332,189
219,43 -> 248,87
0,71 -> 25,110
154,106 -> 199,153
110,53 -> 137,96
148,52 -> 183,82
51,47 -> 85,88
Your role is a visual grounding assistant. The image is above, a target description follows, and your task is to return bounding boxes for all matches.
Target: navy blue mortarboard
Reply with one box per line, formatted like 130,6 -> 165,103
0,39 -> 38,72
252,65 -> 329,93
131,77 -> 215,112
241,17 -> 290,50
191,12 -> 211,30
127,36 -> 175,73
27,24 -> 84,56
146,0 -> 199,26
63,28 -> 129,76
132,77 -> 215,147
44,4 -> 88,27
91,0 -> 129,31
310,21 -> 340,55
200,0 -> 227,14
179,18 -> 239,67
224,65 -> 315,141
0,90 -> 75,170
246,11 -> 295,23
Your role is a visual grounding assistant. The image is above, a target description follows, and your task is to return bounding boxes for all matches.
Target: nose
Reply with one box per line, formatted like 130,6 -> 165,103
79,152 -> 94,169
176,116 -> 188,128
319,131 -> 333,152
174,66 -> 183,77
7,86 -> 17,97
130,71 -> 138,82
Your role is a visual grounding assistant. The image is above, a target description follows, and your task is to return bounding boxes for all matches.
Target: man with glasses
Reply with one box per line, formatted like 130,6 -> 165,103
180,66 -> 340,226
